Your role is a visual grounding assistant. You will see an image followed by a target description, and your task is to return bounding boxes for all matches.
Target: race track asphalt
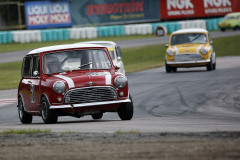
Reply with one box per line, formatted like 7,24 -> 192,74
0,56 -> 240,133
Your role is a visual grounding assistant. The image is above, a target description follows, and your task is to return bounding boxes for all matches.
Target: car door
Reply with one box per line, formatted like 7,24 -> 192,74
29,55 -> 41,112
20,55 -> 32,111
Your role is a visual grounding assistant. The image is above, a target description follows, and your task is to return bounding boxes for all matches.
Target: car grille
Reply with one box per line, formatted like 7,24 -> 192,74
64,86 -> 118,104
174,54 -> 202,62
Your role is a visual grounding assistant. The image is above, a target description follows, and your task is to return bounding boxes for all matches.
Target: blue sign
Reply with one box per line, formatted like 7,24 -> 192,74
70,0 -> 160,26
25,1 -> 72,29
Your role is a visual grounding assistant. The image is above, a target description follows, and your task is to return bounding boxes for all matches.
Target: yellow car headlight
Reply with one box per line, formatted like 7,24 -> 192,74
200,48 -> 208,55
167,49 -> 175,56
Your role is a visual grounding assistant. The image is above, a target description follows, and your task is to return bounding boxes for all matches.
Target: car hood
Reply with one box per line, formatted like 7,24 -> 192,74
53,71 -> 113,89
172,44 -> 207,54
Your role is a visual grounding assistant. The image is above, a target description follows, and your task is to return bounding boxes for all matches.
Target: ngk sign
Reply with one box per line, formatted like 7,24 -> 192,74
160,0 -> 240,19
167,0 -> 194,16
25,1 -> 72,29
204,0 -> 232,15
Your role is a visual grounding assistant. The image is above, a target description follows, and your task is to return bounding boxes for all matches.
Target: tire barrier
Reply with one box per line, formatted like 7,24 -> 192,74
124,24 -> 152,35
0,18 -> 223,44
178,20 -> 207,30
0,31 -> 12,44
12,30 -> 41,43
69,27 -> 97,39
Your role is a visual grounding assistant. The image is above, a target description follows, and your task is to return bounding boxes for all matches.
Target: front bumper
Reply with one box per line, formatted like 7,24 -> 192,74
50,99 -> 131,109
166,59 -> 210,65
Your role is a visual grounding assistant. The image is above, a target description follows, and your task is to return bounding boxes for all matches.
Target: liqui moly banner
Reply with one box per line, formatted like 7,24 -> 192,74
25,1 -> 72,29
160,0 -> 240,20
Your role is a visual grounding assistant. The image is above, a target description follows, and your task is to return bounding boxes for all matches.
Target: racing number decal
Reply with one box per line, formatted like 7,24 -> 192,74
30,84 -> 35,103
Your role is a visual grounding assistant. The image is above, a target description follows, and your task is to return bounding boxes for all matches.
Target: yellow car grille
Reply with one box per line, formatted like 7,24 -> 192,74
174,54 -> 202,62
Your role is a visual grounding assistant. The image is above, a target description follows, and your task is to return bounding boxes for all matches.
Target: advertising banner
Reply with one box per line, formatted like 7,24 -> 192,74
160,0 -> 240,20
25,1 -> 72,29
70,0 -> 160,26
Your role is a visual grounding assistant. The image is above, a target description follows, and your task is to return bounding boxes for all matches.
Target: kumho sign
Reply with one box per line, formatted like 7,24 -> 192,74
25,1 -> 72,29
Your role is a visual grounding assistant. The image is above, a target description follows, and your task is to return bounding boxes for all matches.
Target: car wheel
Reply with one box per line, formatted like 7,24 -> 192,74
165,62 -> 172,73
233,26 -> 239,31
117,95 -> 134,120
213,60 -> 216,70
207,57 -> 213,71
172,67 -> 177,72
220,28 -> 226,32
41,97 -> 58,124
18,97 -> 32,124
92,113 -> 103,120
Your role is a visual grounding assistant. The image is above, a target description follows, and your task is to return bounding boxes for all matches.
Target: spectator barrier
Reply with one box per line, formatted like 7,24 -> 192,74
0,18 -> 223,44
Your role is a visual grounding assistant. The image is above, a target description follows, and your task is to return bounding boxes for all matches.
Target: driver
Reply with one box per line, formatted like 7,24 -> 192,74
48,59 -> 61,74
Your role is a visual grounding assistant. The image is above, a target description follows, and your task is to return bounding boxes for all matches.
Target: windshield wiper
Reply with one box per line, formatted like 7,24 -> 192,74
79,62 -> 92,69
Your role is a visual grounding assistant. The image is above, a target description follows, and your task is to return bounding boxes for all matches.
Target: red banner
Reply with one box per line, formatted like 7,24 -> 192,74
160,0 -> 240,20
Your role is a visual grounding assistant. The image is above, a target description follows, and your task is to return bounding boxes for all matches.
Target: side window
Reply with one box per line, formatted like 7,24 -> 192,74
116,46 -> 122,58
32,56 -> 40,77
21,56 -> 32,78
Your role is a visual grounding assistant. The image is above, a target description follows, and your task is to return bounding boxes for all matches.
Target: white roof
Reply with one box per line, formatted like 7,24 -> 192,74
76,41 -> 117,46
27,43 -> 105,55
172,28 -> 208,34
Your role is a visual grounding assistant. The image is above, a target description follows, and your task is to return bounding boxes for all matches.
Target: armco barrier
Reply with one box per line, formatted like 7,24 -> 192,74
0,18 -> 223,44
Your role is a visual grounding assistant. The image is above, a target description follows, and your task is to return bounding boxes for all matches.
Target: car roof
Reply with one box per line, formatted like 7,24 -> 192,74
76,41 -> 117,46
172,28 -> 208,34
226,12 -> 240,16
27,43 -> 105,55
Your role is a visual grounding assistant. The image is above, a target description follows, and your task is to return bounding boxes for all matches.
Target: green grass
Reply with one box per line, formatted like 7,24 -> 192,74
0,34 -> 155,53
213,35 -> 240,57
0,61 -> 22,90
122,44 -> 166,73
0,129 -> 51,135
0,35 -> 239,90
115,130 -> 140,134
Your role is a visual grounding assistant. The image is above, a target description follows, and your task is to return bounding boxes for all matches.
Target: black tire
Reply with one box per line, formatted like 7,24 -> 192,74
117,95 -> 134,120
92,113 -> 103,120
207,57 -> 213,71
233,26 -> 239,31
172,67 -> 177,72
165,62 -> 172,73
220,28 -> 226,32
18,96 -> 32,124
41,97 -> 58,124
213,60 -> 216,70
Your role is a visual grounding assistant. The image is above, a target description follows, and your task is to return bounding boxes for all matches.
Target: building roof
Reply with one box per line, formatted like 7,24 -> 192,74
27,43 -> 105,55
172,28 -> 208,34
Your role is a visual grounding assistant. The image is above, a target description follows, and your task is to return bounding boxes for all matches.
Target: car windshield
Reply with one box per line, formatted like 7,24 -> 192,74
171,33 -> 208,45
223,16 -> 235,20
43,49 -> 112,74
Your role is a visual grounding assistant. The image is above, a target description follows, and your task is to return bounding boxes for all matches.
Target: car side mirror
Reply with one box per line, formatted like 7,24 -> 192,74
117,56 -> 122,61
114,64 -> 120,71
165,44 -> 169,48
33,71 -> 40,77
210,41 -> 213,45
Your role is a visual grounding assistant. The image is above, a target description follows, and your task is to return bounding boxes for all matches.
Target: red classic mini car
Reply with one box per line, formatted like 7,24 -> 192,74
18,44 -> 133,124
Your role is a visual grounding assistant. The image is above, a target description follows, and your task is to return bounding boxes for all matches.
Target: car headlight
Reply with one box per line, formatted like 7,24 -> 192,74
53,81 -> 66,94
167,49 -> 175,56
114,76 -> 127,89
200,48 -> 208,55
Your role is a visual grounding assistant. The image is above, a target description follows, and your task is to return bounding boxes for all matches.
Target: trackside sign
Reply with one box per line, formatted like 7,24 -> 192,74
160,0 -> 240,19
25,1 -> 72,29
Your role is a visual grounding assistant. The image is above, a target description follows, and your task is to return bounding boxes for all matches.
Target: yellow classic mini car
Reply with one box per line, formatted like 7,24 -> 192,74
165,28 -> 216,73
